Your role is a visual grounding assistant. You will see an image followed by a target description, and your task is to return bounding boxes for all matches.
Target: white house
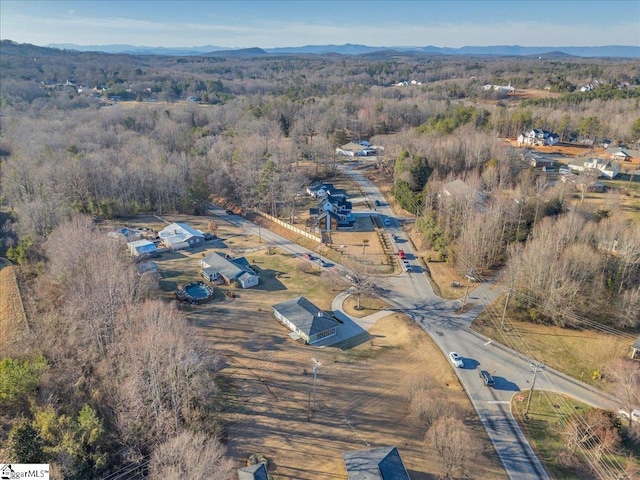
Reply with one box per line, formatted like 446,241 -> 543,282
272,296 -> 341,344
158,222 -> 205,251
567,158 -> 620,179
517,129 -> 560,147
200,252 -> 259,288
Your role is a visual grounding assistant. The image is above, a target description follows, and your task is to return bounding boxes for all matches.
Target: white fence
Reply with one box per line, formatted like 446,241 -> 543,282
255,210 -> 322,243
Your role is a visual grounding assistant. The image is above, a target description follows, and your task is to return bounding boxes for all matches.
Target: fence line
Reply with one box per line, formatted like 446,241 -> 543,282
254,210 -> 322,243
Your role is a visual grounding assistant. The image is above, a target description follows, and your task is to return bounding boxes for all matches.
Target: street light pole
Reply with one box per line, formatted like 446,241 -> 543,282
311,357 -> 321,411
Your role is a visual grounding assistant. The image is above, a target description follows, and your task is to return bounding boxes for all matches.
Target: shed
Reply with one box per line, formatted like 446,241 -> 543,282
342,446 -> 411,480
272,296 -> 340,344
237,462 -> 269,480
632,335 -> 640,360
127,239 -> 158,257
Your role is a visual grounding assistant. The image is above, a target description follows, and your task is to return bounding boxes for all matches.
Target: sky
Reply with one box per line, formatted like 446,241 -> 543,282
1,0 -> 639,49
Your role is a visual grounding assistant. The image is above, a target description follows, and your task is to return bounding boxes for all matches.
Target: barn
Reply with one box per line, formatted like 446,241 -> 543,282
272,296 -> 340,344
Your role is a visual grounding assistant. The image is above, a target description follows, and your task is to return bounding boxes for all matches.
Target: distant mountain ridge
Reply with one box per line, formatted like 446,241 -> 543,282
45,42 -> 640,58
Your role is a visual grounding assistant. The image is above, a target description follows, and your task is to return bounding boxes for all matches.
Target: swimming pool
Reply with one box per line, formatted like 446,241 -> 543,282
179,281 -> 214,303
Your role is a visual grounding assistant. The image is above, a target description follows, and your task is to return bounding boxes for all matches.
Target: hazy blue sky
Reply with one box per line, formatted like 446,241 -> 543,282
2,0 -> 639,48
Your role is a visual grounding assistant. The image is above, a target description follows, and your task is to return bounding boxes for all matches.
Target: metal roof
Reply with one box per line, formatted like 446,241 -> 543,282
343,446 -> 411,480
272,296 -> 340,337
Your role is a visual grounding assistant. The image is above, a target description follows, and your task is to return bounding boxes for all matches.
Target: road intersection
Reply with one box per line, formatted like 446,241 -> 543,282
211,168 -> 621,479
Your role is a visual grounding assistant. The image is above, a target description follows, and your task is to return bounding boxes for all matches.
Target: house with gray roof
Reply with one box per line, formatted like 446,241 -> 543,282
343,446 -> 411,480
127,239 -> 158,257
200,252 -> 259,288
632,335 -> 640,360
237,462 -> 269,480
272,296 -> 341,344
158,222 -> 205,251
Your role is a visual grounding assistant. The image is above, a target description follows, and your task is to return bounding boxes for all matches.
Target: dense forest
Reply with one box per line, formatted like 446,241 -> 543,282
1,40 -> 639,477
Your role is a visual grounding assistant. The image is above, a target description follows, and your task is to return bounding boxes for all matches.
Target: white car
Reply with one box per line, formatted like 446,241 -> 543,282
449,352 -> 464,368
618,408 -> 640,423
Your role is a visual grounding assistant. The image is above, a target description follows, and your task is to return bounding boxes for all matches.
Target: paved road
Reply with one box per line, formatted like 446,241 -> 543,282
211,185 -> 620,480
340,166 -> 621,480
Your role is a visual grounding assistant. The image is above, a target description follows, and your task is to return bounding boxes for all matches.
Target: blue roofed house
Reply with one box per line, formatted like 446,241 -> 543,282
158,222 -> 205,251
200,252 -> 258,288
237,462 -> 269,480
343,446 -> 411,480
272,296 -> 341,344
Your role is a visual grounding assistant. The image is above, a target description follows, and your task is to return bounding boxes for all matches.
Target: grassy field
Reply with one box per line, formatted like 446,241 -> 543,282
0,259 -> 28,355
512,391 -> 594,479
473,305 -> 632,388
512,391 -> 639,479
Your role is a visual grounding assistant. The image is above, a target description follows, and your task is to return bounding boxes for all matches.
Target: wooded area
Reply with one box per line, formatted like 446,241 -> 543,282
1,40 -> 639,478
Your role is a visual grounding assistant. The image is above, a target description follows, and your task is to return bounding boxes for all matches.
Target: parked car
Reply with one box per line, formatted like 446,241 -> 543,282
398,249 -> 406,259
374,199 -> 381,206
479,370 -> 495,387
402,260 -> 412,272
303,253 -> 313,260
618,408 -> 640,423
449,352 -> 464,368
316,258 -> 328,267
225,209 -> 234,215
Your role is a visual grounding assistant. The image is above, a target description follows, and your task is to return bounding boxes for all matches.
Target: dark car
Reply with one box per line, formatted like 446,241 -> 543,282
303,253 -> 313,260
374,199 -> 381,206
479,370 -> 495,387
225,209 -> 234,215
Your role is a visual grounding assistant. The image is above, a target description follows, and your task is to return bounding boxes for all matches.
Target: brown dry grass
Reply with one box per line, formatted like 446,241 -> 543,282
0,261 -> 28,354
473,312 -> 631,388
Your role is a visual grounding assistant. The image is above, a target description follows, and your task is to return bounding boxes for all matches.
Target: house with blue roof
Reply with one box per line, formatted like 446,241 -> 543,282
343,446 -> 411,480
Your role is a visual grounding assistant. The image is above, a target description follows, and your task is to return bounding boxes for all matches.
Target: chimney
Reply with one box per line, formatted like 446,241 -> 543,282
317,311 -> 323,317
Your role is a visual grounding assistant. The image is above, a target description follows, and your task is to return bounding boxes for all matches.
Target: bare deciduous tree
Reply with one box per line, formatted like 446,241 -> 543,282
148,431 -> 234,480
425,416 -> 476,479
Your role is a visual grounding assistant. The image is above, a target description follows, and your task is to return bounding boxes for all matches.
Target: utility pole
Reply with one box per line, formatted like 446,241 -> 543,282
311,357 -> 321,411
461,277 -> 471,310
524,363 -> 543,418
500,289 -> 512,330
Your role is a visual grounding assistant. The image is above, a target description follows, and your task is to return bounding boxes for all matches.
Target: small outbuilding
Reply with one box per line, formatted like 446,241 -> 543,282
237,462 -> 269,480
272,296 -> 341,344
342,446 -> 411,480
127,239 -> 158,257
632,335 -> 640,360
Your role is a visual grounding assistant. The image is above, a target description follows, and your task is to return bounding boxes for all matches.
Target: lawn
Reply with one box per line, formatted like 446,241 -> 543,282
473,302 -> 632,388
512,391 -> 639,479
